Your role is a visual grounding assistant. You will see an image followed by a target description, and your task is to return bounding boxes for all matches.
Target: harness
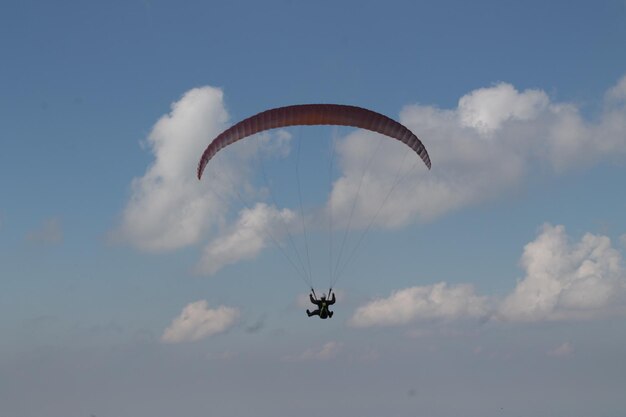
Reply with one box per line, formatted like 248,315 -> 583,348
312,288 -> 333,318
320,301 -> 328,314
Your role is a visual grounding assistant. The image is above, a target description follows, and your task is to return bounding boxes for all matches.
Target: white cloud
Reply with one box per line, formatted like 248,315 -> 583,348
26,217 -> 63,244
115,77 -> 626,276
458,82 -> 549,134
606,74 -> 626,104
195,203 -> 297,276
113,87 -> 231,251
161,300 -> 239,343
328,77 -> 626,229
113,86 -> 296,276
547,342 -> 574,357
350,225 -> 626,328
284,341 -> 343,361
498,224 -> 626,322
349,282 -> 489,327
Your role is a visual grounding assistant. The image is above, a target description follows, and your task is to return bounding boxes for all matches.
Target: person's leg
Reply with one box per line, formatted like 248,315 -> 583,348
307,309 -> 320,317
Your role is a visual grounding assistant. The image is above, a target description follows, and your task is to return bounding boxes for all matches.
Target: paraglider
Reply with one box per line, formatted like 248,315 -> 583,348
197,104 -> 431,179
197,104 -> 431,318
306,289 -> 336,319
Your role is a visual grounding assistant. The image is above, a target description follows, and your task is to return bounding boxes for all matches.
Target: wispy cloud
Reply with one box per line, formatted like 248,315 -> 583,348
161,300 -> 239,343
244,314 -> 266,334
195,203 -> 296,276
547,342 -> 574,357
606,75 -> 626,104
284,341 -> 343,361
620,233 -> 626,250
26,217 -> 63,245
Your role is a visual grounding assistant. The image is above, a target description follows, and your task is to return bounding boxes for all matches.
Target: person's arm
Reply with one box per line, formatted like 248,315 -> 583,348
310,294 -> 322,307
328,293 -> 336,305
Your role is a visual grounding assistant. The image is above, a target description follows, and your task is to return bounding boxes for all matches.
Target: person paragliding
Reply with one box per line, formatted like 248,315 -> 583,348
307,289 -> 335,319
196,104 -> 432,320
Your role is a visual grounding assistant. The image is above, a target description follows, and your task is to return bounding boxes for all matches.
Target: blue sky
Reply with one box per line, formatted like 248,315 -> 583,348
2,1 -> 626,416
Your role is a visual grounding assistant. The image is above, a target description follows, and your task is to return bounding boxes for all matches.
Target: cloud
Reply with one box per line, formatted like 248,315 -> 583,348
351,224 -> 626,327
244,314 -> 266,334
26,217 -> 63,244
349,282 -> 489,327
606,74 -> 626,104
113,87 -> 231,251
113,88 -> 292,252
498,224 -> 626,321
358,347 -> 380,362
547,342 -> 574,357
115,77 -> 626,275
161,300 -> 239,343
458,82 -> 550,134
284,341 -> 343,361
195,203 -> 297,276
328,76 -> 626,229
114,86 -> 297,276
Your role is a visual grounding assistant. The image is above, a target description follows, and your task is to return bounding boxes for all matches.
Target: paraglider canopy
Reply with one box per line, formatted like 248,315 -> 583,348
197,104 -> 431,179
195,103 -> 432,298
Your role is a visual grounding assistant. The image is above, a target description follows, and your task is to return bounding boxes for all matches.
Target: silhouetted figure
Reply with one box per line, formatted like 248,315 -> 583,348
307,290 -> 335,319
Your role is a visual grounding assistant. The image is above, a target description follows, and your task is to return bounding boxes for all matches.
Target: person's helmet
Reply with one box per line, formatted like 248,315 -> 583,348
321,293 -> 327,300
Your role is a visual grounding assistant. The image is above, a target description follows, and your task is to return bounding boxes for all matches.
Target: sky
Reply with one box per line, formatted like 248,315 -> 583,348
2,0 -> 626,416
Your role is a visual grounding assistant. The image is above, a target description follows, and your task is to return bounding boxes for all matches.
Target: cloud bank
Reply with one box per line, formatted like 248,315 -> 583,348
350,224 -> 626,327
116,75 -> 626,276
161,300 -> 239,343
329,76 -> 626,228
